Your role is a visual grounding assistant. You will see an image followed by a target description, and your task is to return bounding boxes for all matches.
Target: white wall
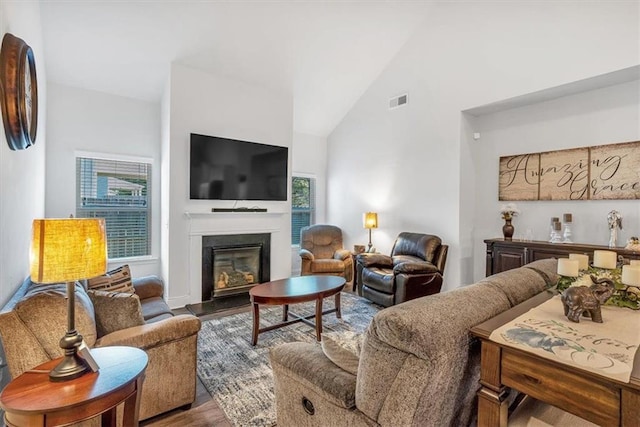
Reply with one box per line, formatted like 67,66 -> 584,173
292,132 -> 328,223
327,2 -> 639,290
291,131 -> 328,275
0,2 -> 46,306
467,80 -> 640,281
44,83 -> 161,277
164,63 -> 293,308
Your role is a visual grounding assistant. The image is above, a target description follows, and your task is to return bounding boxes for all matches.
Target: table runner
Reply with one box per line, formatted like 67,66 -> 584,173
489,295 -> 640,382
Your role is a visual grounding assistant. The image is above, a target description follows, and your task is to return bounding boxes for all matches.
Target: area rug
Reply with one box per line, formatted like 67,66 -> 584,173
196,292 -> 382,426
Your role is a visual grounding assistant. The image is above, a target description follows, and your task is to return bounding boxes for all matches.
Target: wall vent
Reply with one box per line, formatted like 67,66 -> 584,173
389,93 -> 408,110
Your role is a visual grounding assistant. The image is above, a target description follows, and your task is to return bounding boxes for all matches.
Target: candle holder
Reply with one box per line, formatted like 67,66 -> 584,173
550,221 -> 562,244
549,217 -> 559,242
556,255 -> 639,310
562,213 -> 573,243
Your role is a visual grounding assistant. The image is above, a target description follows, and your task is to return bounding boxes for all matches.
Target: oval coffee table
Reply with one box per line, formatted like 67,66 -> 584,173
249,275 -> 346,346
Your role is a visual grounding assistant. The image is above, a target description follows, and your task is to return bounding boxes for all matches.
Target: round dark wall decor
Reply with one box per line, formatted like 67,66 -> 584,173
0,33 -> 38,150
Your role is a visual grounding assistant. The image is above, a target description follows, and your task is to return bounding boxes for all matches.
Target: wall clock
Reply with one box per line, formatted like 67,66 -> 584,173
0,33 -> 38,150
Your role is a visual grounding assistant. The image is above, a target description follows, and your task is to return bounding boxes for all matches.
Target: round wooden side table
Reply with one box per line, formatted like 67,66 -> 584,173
0,346 -> 148,427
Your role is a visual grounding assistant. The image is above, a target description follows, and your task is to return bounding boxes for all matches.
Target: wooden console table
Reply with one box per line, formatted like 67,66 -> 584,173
0,346 -> 148,426
485,238 -> 640,276
471,291 -> 640,426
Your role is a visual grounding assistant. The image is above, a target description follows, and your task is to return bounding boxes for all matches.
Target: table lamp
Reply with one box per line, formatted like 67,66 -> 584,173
363,212 -> 378,252
30,218 -> 107,382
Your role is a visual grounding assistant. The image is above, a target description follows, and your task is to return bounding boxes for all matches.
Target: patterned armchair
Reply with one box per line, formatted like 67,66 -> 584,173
299,224 -> 353,283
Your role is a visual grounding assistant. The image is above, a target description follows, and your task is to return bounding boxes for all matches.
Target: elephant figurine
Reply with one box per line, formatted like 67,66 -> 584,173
560,276 -> 614,323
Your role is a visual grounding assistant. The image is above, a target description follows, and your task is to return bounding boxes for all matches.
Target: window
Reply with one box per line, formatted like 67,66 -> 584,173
291,176 -> 315,245
76,156 -> 151,259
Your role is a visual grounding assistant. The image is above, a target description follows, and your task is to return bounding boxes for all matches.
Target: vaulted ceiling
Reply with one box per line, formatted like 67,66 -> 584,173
40,1 -> 432,137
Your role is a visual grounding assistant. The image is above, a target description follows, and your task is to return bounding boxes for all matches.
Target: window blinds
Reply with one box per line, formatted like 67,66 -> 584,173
76,157 -> 151,259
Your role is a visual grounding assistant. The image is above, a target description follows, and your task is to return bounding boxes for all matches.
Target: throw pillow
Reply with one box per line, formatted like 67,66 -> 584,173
87,265 -> 134,293
16,282 -> 98,356
87,289 -> 144,337
321,331 -> 364,375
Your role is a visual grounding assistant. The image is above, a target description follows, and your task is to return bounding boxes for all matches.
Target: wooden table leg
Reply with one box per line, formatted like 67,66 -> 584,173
335,292 -> 342,319
282,304 -> 289,321
315,298 -> 323,341
251,302 -> 260,346
101,407 -> 117,427
477,341 -> 508,427
122,373 -> 145,426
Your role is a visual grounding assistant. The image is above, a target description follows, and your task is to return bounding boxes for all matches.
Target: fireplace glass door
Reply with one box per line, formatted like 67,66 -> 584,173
212,245 -> 261,298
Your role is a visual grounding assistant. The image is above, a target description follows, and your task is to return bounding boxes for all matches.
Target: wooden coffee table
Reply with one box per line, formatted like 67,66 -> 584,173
249,275 -> 346,345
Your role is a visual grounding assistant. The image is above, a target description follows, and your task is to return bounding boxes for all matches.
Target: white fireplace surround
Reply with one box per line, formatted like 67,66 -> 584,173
186,211 -> 287,305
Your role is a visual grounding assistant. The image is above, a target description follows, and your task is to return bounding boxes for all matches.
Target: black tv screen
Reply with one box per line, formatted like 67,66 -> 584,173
190,133 -> 288,201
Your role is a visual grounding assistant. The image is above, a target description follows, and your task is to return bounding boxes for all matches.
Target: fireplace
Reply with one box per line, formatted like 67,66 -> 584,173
202,233 -> 271,301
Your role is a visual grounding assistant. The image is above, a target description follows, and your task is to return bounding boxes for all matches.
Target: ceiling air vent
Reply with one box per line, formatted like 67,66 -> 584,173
389,93 -> 408,110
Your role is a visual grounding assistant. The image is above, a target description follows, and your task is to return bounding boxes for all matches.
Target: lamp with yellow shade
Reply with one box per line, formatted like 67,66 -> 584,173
363,212 -> 378,252
30,218 -> 107,382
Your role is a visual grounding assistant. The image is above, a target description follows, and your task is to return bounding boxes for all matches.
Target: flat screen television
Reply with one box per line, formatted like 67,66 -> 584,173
190,133 -> 288,201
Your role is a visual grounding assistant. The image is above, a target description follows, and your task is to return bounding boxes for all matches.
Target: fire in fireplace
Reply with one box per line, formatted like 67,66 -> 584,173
202,233 -> 271,302
213,246 -> 261,298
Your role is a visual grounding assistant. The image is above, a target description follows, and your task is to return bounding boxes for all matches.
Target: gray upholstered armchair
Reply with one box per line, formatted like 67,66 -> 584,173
299,224 -> 353,283
356,232 -> 448,307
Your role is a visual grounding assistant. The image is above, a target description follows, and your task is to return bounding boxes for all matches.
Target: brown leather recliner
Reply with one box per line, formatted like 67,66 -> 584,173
299,224 -> 353,282
356,232 -> 448,307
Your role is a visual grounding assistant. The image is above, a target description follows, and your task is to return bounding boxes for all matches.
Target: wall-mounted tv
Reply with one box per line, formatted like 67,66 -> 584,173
190,133 -> 288,201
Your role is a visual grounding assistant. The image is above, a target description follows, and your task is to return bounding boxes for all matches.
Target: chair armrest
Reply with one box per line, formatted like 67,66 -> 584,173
357,253 -> 392,268
132,276 -> 165,300
299,249 -> 314,261
270,342 -> 357,408
393,261 -> 439,275
95,314 -> 201,351
334,249 -> 352,261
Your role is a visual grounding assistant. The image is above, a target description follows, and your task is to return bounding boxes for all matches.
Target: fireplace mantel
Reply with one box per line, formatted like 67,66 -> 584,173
185,211 -> 286,236
186,210 -> 287,304
184,211 -> 286,219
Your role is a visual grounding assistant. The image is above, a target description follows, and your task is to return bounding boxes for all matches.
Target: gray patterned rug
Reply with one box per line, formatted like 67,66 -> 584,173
196,291 -> 381,426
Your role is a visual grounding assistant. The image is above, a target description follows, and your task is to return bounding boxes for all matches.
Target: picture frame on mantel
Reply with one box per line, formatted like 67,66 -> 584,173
499,140 -> 640,201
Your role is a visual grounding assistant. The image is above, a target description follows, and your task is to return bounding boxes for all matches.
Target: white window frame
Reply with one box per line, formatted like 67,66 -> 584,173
291,174 -> 316,247
75,151 -> 154,262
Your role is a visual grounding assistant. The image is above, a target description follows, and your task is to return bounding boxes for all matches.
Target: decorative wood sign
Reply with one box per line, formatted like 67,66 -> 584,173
499,140 -> 640,201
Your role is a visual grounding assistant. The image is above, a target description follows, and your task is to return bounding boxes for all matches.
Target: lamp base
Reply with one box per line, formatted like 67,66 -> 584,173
49,352 -> 89,382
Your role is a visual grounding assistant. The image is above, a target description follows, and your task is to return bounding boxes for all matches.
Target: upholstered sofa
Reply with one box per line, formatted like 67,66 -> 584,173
0,274 -> 201,422
356,232 -> 448,307
270,259 -> 559,426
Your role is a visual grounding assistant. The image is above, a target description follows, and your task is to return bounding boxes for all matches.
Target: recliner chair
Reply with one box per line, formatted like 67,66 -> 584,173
356,232 -> 447,307
299,224 -> 353,283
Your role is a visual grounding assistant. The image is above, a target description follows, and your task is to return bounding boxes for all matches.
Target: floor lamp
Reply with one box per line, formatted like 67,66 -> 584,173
30,218 -> 107,382
363,212 -> 378,252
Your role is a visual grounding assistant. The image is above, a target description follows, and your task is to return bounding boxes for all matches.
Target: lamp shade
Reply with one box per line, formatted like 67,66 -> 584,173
30,218 -> 107,283
363,212 -> 378,229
